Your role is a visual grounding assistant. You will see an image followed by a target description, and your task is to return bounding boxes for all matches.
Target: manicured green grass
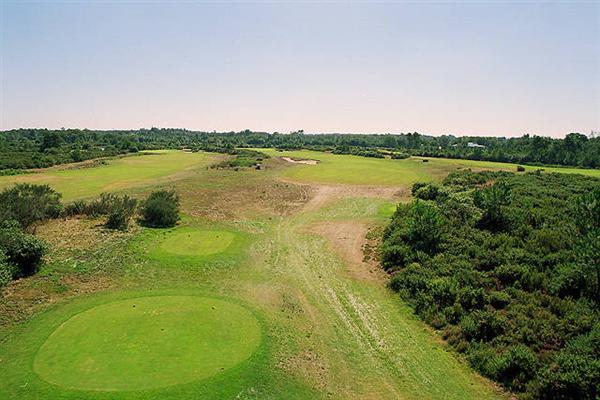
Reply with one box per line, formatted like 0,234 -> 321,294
34,295 -> 261,391
257,149 -> 600,186
0,289 -> 317,400
159,230 -> 234,257
143,225 -> 250,270
0,150 -> 215,200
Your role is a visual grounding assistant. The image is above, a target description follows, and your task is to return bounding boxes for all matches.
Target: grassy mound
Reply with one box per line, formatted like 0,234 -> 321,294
33,295 -> 261,391
159,230 -> 234,256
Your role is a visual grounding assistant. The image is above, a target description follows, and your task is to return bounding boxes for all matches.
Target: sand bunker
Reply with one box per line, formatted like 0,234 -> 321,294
281,157 -> 319,165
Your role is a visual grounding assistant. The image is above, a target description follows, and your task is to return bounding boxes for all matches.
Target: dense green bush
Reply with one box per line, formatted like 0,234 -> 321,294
0,184 -> 62,229
0,222 -> 47,277
0,249 -> 14,287
105,195 -> 137,231
140,190 -> 180,228
384,171 -> 600,398
391,152 -> 410,159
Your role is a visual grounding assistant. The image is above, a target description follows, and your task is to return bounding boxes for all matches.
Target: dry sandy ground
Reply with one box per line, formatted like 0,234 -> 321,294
281,157 -> 319,165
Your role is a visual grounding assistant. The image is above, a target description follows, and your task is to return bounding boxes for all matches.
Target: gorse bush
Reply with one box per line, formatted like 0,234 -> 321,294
0,221 -> 46,278
383,171 -> 600,399
0,184 -> 62,230
64,193 -> 138,231
0,248 -> 14,287
140,190 -> 180,228
105,195 -> 137,231
64,192 -> 122,217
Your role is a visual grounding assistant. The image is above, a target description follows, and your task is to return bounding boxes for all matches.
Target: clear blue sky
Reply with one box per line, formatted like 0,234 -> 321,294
1,1 -> 598,137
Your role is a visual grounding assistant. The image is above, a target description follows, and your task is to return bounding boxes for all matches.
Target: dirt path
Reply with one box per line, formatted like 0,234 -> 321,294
260,183 -> 505,399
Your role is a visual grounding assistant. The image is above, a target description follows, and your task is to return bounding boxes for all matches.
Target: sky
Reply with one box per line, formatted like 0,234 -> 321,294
0,1 -> 598,137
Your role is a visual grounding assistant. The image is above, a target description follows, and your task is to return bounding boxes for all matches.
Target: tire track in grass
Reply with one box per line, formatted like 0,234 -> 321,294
269,184 -> 506,400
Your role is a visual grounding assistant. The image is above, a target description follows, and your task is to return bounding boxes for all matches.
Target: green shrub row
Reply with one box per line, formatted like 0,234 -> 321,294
382,171 -> 600,399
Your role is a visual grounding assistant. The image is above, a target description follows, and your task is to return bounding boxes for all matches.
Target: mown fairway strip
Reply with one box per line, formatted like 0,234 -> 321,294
0,150 -> 215,200
33,295 -> 261,391
257,148 -> 600,185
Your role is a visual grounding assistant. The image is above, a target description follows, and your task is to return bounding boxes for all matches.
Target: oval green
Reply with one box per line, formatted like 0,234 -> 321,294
33,296 -> 261,391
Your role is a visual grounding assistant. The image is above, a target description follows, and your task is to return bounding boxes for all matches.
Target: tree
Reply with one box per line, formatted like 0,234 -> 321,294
473,182 -> 511,231
406,200 -> 445,253
40,130 -> 63,150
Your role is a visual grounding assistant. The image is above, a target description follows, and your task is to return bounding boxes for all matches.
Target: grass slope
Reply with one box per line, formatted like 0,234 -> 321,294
0,150 -> 216,200
258,149 -> 600,185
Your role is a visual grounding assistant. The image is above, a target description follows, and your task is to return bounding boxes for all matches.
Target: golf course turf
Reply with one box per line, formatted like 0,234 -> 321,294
5,149 -> 570,399
0,150 -> 217,200
33,295 -> 261,391
158,230 -> 235,257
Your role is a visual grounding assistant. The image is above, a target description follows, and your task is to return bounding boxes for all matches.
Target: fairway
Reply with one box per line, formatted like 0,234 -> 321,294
0,150 -> 216,200
33,296 -> 261,391
257,149 -> 600,185
159,230 -> 235,256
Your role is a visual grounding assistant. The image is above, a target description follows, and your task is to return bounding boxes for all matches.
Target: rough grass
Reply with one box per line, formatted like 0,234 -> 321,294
258,148 -> 600,185
0,150 -> 217,200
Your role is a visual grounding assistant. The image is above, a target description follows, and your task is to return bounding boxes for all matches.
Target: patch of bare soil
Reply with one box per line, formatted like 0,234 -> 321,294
281,157 -> 319,165
302,184 -> 407,213
307,221 -> 387,282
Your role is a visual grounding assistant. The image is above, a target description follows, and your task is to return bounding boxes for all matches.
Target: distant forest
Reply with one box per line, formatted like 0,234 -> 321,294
1,128 -> 599,171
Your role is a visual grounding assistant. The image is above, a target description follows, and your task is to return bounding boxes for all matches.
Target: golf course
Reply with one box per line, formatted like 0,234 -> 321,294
0,149 -> 597,399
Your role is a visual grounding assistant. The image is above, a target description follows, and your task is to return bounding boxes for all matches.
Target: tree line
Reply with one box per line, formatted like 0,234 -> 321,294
382,170 -> 599,399
1,128 -> 599,170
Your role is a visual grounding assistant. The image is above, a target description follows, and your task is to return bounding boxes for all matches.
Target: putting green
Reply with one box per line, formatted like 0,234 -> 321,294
159,230 -> 235,256
33,296 -> 261,391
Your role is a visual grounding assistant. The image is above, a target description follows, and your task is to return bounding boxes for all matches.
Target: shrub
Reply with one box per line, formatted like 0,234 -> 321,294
0,249 -> 15,287
411,182 -> 428,197
489,291 -> 511,309
0,222 -> 46,277
460,310 -> 505,341
0,183 -> 62,229
534,328 -> 600,399
473,181 -> 511,231
140,190 -> 180,228
413,183 -> 444,201
517,165 -> 526,172
491,345 -> 538,391
105,195 -> 137,231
